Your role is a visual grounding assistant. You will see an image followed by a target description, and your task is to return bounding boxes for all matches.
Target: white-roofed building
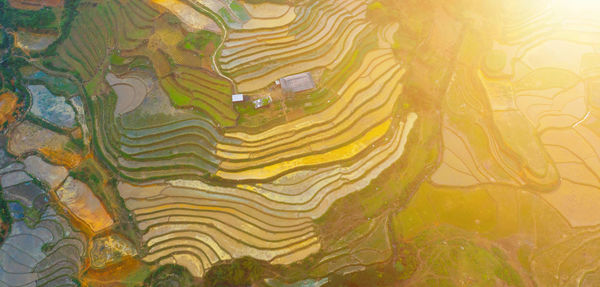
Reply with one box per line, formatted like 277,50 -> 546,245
232,94 -> 245,103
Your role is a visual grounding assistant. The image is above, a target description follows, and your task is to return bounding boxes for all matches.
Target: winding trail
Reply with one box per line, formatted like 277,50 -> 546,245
183,0 -> 238,93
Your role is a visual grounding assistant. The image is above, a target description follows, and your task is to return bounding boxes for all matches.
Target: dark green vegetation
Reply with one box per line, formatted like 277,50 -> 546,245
204,257 -> 264,287
41,0 -> 82,57
141,259 -> 266,287
23,204 -> 42,228
0,0 -> 58,31
69,158 -> 105,192
0,57 -> 29,115
0,190 -> 10,245
0,0 -> 80,89
143,264 -> 196,287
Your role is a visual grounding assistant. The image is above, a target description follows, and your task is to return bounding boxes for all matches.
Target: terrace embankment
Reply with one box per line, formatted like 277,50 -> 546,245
37,0 -> 423,280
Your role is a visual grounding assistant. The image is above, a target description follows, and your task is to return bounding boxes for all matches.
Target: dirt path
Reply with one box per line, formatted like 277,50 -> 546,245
184,0 -> 237,93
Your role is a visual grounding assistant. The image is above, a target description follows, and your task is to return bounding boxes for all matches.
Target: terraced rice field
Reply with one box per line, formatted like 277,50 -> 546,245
152,0 -> 220,33
40,0 -> 421,278
0,144 -> 86,287
7,0 -> 600,285
241,1 -> 295,30
217,0 -> 372,92
81,3 -> 418,273
0,213 -> 86,287
47,0 -> 159,81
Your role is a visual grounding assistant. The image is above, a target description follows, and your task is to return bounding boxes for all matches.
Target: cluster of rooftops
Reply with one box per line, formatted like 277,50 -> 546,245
232,72 -> 315,108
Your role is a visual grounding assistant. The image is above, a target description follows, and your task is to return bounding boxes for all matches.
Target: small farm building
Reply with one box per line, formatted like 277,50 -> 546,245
232,94 -> 244,103
279,72 -> 315,93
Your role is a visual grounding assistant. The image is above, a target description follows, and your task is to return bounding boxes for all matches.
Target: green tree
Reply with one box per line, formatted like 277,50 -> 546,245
204,257 -> 264,287
143,264 -> 196,287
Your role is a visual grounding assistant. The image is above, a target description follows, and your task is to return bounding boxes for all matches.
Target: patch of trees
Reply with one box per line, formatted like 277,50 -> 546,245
142,264 -> 196,287
204,257 -> 264,287
0,188 -> 11,246
69,160 -> 104,190
43,0 -> 81,56
0,57 -> 29,113
0,0 -> 58,31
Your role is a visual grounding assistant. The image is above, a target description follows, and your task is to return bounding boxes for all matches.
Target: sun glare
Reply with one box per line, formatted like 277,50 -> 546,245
555,0 -> 600,16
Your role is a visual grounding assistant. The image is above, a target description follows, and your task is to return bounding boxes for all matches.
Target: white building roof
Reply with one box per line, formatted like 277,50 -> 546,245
232,94 -> 244,102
